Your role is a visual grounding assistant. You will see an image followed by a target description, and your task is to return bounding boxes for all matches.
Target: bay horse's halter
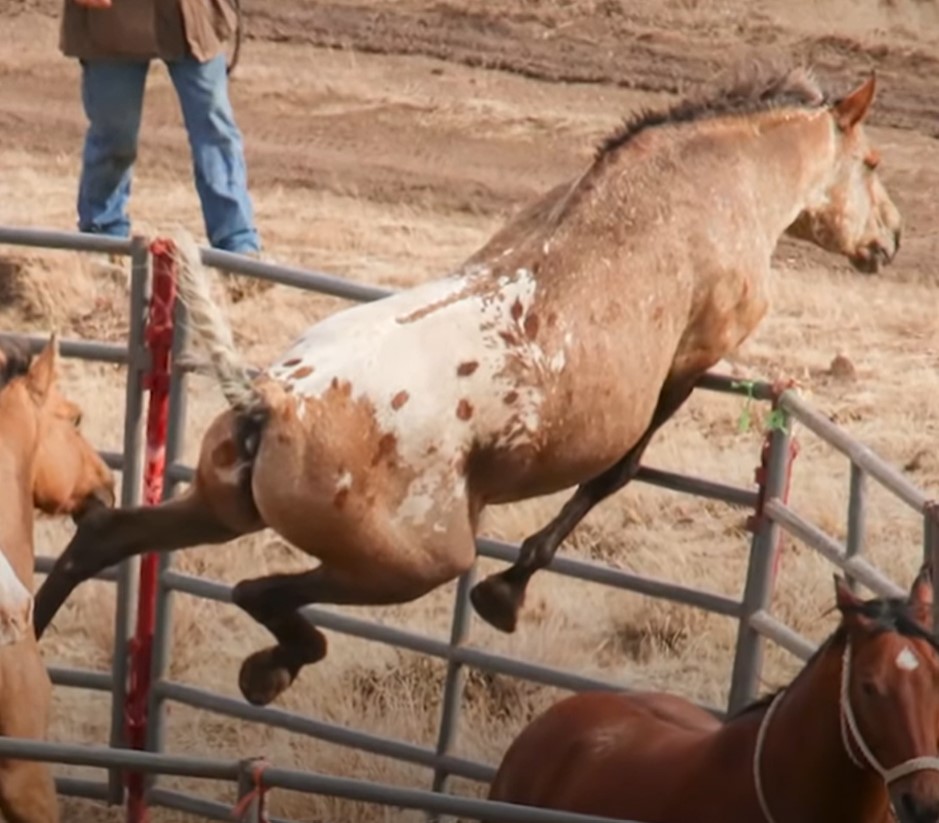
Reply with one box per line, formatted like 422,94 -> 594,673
753,641 -> 939,823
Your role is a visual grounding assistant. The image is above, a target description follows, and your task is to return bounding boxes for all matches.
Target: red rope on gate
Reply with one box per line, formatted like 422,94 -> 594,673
231,760 -> 271,822
125,237 -> 179,823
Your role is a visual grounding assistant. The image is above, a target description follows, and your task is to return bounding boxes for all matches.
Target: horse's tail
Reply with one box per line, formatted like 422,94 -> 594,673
168,230 -> 269,459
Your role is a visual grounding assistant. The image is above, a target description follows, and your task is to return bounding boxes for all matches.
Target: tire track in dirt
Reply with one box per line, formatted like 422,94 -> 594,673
243,3 -> 939,138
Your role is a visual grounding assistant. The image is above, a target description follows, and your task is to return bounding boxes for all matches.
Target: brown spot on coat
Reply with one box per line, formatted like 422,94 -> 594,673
372,433 -> 398,466
391,390 -> 410,410
503,390 -> 519,405
499,330 -> 519,346
510,298 -> 524,321
457,361 -> 479,377
523,312 -> 540,339
333,488 -> 349,510
456,399 -> 474,421
283,358 -> 302,367
290,365 -> 314,379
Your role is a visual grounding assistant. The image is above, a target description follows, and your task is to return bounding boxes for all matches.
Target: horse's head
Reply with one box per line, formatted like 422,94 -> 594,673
0,335 -> 115,519
788,73 -> 901,275
834,567 -> 939,823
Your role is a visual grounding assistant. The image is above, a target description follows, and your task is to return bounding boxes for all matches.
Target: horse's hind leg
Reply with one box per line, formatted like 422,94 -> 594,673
471,378 -> 697,633
230,535 -> 476,706
33,488 -> 260,639
0,759 -> 59,823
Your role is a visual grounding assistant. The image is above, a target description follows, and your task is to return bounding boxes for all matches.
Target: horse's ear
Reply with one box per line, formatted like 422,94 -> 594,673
26,333 -> 58,403
907,561 -> 934,629
834,574 -> 861,607
833,72 -> 876,131
909,561 -> 933,607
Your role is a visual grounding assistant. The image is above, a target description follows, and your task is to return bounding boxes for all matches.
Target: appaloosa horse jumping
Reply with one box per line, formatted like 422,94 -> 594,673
32,63 -> 901,707
488,570 -> 939,823
0,335 -> 115,822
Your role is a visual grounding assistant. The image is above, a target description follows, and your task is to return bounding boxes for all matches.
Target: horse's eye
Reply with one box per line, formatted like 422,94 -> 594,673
860,680 -> 879,697
73,413 -> 82,428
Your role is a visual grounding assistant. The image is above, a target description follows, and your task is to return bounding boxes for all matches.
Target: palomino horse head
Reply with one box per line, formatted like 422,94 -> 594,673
788,73 -> 901,274
834,568 -> 939,823
0,335 -> 115,519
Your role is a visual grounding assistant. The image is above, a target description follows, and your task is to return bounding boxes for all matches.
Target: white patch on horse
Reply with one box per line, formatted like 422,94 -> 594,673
335,471 -> 353,492
263,263 -> 564,525
895,646 -> 919,672
0,546 -> 32,647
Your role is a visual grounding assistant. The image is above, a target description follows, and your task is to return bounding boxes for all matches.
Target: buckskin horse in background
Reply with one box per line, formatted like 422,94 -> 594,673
0,335 -> 115,822
32,62 -> 901,708
487,570 -> 939,823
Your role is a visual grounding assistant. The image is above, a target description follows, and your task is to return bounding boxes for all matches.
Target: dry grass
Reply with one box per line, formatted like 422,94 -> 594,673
2,4 -> 939,821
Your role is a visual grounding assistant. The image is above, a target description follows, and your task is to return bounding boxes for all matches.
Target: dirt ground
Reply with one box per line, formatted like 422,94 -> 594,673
2,0 -> 939,820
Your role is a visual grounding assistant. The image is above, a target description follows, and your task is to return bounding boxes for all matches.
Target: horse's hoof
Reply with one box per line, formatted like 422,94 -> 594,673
470,575 -> 524,633
238,647 -> 296,706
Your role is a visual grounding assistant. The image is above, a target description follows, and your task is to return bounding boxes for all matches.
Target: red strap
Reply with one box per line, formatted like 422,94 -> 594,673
231,759 -> 271,822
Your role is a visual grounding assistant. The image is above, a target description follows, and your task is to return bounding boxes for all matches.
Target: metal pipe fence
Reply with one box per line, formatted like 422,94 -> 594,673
1,224 -> 934,823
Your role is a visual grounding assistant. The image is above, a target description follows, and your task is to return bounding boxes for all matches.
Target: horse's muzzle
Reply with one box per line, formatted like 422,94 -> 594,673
893,788 -> 939,823
850,239 -> 896,275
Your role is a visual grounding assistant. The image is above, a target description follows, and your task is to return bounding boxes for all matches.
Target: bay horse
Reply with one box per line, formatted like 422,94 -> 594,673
32,63 -> 902,708
0,334 -> 115,822
487,570 -> 939,823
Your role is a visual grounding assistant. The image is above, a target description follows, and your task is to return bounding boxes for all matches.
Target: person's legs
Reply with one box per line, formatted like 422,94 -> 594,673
77,60 -> 150,237
166,53 -> 260,253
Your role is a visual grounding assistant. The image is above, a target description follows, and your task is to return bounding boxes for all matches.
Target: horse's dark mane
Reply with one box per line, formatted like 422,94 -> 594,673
596,61 -> 829,160
0,338 -> 32,390
731,593 -> 939,720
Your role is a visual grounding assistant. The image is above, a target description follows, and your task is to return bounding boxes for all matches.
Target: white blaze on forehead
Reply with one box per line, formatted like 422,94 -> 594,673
895,646 -> 920,672
0,547 -> 32,647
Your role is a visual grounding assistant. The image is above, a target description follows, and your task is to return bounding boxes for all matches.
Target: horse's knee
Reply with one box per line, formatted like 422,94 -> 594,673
58,507 -> 111,577
231,576 -> 278,621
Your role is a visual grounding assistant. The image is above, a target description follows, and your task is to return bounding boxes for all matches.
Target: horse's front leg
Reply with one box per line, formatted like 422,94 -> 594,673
33,490 -> 258,640
470,378 -> 697,633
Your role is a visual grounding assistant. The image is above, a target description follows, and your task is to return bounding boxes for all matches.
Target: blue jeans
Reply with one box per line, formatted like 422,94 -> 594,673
77,54 -> 260,253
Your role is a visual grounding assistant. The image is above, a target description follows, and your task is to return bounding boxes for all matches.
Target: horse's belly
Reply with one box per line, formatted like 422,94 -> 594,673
473,383 -> 661,504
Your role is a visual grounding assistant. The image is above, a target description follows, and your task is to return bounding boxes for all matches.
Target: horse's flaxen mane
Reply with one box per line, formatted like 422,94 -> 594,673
731,595 -> 939,720
596,61 -> 827,160
0,338 -> 32,390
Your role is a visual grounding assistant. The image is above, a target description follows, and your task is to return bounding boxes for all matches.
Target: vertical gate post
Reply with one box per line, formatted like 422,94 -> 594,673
108,236 -> 151,804
144,293 -> 190,789
124,237 -> 179,823
427,568 -> 476,822
926,502 -> 939,632
845,464 -> 867,592
726,398 -> 798,714
233,759 -> 270,823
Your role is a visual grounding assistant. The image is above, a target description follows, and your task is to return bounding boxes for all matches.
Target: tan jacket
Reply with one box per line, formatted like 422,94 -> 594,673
60,0 -> 237,63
